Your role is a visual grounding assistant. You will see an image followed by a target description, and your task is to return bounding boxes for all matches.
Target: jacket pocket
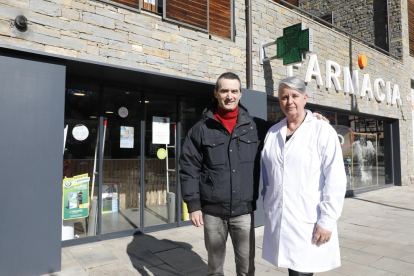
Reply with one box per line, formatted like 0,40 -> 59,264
203,137 -> 228,166
298,189 -> 321,223
199,173 -> 216,203
238,134 -> 259,163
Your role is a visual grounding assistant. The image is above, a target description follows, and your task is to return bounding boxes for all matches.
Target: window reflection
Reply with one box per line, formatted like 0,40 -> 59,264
267,101 -> 390,191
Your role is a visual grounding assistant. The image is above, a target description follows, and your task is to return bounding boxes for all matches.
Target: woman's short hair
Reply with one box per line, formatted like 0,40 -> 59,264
278,76 -> 306,96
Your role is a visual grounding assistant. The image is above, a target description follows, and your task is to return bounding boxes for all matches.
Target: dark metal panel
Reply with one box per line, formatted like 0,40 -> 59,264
392,120 -> 401,185
240,89 -> 267,227
0,49 -> 65,275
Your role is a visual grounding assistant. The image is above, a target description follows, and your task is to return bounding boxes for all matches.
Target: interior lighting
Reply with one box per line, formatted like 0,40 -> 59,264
73,93 -> 85,96
106,111 -> 114,113
139,101 -> 150,103
90,116 -> 97,118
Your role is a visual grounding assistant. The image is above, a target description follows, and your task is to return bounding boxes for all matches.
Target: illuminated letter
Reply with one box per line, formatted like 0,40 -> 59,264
343,67 -> 359,95
305,55 -> 323,86
325,60 -> 342,90
373,78 -> 386,102
360,74 -> 374,99
392,84 -> 402,106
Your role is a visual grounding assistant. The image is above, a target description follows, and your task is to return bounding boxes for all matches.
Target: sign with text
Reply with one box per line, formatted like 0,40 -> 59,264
152,116 -> 170,144
62,173 -> 90,220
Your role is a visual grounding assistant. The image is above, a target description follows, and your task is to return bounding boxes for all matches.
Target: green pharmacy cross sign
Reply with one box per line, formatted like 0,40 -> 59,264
260,23 -> 313,65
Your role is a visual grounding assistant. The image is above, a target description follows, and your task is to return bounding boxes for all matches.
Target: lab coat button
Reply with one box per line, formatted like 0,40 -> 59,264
232,211 -> 235,214
230,149 -> 233,152
232,170 -> 235,173
233,190 -> 236,194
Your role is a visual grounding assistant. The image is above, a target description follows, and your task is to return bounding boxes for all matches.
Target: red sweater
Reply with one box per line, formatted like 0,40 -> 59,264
214,105 -> 238,134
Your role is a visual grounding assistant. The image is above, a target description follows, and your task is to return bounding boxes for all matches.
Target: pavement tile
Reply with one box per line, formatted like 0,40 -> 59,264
101,236 -> 135,251
155,247 -> 206,273
41,258 -> 89,276
128,235 -> 179,254
338,237 -> 371,250
334,259 -> 399,276
183,265 -> 208,276
255,235 -> 264,249
136,264 -> 184,276
383,232 -> 414,244
339,247 -> 382,265
360,244 -> 414,264
370,257 -> 414,275
86,261 -> 135,276
340,222 -> 394,237
69,243 -> 119,269
256,269 -> 287,275
182,225 -> 205,239
400,243 -> 414,253
61,248 -> 75,262
111,247 -> 164,271
315,270 -> 346,276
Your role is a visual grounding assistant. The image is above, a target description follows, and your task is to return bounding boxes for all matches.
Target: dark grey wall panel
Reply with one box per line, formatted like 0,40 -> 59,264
241,89 -> 267,227
0,49 -> 65,276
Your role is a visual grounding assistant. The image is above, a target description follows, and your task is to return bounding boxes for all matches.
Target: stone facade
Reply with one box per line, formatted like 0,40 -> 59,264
0,0 -> 413,185
297,0 -> 402,60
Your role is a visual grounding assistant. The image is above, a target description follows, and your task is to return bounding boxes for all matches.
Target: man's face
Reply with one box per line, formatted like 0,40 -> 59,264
214,78 -> 242,111
279,85 -> 308,117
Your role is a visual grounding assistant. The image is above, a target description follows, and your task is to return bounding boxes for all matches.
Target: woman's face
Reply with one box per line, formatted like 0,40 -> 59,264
279,85 -> 308,118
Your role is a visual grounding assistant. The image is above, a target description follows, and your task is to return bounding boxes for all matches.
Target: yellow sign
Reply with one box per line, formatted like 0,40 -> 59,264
157,148 -> 167,159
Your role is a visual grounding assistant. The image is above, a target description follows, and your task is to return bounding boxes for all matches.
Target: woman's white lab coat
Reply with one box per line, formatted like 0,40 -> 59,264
261,110 -> 346,273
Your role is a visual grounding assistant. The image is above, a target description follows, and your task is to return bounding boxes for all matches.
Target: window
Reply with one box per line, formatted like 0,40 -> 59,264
107,0 -> 233,40
165,0 -> 232,39
408,0 -> 414,56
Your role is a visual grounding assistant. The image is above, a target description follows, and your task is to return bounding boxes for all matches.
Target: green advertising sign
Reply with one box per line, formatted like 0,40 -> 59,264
62,173 -> 90,220
277,23 -> 313,65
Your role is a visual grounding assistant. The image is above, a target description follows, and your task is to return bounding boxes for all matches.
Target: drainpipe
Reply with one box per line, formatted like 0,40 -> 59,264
246,0 -> 252,89
386,0 -> 391,53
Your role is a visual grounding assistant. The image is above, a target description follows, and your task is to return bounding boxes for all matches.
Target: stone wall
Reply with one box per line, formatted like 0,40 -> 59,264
0,0 -> 248,84
296,0 -> 402,60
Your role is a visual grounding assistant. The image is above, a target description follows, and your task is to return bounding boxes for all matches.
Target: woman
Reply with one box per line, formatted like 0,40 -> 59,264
261,76 -> 346,276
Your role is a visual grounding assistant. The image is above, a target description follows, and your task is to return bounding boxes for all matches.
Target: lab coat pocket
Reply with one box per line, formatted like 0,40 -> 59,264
298,190 -> 321,223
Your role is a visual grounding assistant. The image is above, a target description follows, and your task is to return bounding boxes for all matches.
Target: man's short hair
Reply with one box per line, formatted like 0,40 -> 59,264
278,76 -> 306,96
215,72 -> 242,92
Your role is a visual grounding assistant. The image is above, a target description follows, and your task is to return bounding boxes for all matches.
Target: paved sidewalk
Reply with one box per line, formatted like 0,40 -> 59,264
43,186 -> 414,276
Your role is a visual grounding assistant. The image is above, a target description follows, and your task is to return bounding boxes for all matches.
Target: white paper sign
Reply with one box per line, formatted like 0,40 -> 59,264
120,126 -> 134,148
72,125 -> 89,141
152,117 -> 170,144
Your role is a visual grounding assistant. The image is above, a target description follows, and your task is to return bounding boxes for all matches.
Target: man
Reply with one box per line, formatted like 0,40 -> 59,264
180,72 -> 264,276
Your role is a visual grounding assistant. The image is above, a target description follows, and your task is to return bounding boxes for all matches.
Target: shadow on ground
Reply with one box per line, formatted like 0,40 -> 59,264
126,233 -> 208,276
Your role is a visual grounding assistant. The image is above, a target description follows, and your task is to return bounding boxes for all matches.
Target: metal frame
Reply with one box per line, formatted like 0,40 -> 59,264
140,91 -> 146,231
273,0 -> 398,60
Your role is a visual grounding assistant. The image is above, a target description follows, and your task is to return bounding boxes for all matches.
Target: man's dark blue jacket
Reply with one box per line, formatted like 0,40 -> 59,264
179,101 -> 268,216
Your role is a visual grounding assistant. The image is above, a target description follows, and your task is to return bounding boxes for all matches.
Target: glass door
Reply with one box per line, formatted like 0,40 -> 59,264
101,87 -> 142,234
144,93 -> 178,228
63,82 -> 100,241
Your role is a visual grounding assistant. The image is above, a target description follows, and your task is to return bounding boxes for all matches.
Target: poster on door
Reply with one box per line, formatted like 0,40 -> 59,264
152,116 -> 170,144
62,173 -> 90,220
120,126 -> 134,148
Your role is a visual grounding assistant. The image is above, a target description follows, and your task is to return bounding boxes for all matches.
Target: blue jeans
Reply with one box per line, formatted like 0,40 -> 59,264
203,213 -> 255,276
